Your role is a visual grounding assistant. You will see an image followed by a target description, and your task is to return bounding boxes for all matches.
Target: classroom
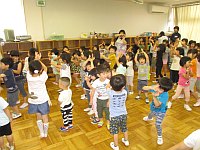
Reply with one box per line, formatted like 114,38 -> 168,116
0,0 -> 200,150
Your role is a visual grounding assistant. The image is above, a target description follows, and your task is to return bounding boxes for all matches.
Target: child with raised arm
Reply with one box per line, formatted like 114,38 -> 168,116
134,49 -> 150,103
58,77 -> 74,132
143,77 -> 173,145
108,74 -> 129,150
27,57 -> 52,138
0,87 -> 14,150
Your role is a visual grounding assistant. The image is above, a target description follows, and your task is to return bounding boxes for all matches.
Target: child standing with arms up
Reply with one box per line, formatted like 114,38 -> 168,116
27,58 -> 52,138
126,52 -> 134,94
134,49 -> 150,103
58,77 -> 74,132
108,74 -> 129,150
168,56 -> 193,111
143,77 -> 173,145
90,65 -> 110,128
0,87 -> 15,150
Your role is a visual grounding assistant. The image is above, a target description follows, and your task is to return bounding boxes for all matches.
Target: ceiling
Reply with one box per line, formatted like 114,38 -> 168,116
144,0 -> 200,5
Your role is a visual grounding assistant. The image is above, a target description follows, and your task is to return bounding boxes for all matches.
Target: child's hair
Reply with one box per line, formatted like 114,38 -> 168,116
97,64 -> 109,74
93,45 -> 99,51
83,50 -> 92,59
109,45 -> 117,51
187,49 -> 198,58
118,55 -> 127,67
119,30 -> 126,34
60,53 -> 71,64
196,43 -> 200,49
197,53 -> 200,63
29,60 -> 42,75
10,50 -> 20,57
59,77 -> 70,87
89,68 -> 98,79
179,56 -> 191,67
63,46 -> 69,50
158,77 -> 173,92
29,48 -> 39,62
189,40 -> 196,46
159,31 -> 165,37
182,38 -> 188,44
126,52 -> 134,60
51,48 -> 59,56
1,57 -> 14,68
110,74 -> 126,91
72,50 -> 81,57
176,47 -> 184,56
174,26 -> 179,31
137,54 -> 146,62
93,59 -> 100,67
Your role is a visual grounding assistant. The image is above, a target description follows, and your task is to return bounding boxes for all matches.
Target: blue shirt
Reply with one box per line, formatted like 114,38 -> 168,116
150,90 -> 168,113
108,89 -> 127,117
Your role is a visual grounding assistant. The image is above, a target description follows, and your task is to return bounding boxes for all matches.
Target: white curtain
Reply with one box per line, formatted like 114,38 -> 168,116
0,0 -> 27,40
176,4 -> 200,42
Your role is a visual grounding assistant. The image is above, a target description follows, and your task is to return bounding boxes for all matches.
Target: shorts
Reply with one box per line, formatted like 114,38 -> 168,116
0,123 -> 12,136
189,77 -> 197,92
16,80 -> 27,97
7,90 -> 19,107
28,101 -> 49,115
137,80 -> 148,91
110,114 -> 128,135
163,58 -> 168,65
126,76 -> 133,86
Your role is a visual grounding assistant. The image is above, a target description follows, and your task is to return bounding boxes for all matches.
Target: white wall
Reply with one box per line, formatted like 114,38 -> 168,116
24,0 -> 169,40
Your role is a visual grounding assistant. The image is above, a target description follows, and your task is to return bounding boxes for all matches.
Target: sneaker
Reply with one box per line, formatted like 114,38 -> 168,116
135,95 -> 140,99
129,91 -> 134,95
178,94 -> 184,99
84,108 -> 91,112
143,116 -> 153,121
75,84 -> 81,88
122,138 -> 129,146
110,142 -> 119,150
91,118 -> 100,124
12,113 -> 22,119
107,123 -> 110,130
97,121 -> 104,128
87,109 -> 94,115
168,101 -> 172,108
68,124 -> 73,129
6,143 -> 14,150
184,104 -> 192,111
90,116 -> 96,120
145,98 -> 149,104
19,103 -> 28,109
16,100 -> 20,104
60,126 -> 68,132
157,136 -> 163,145
193,100 -> 200,107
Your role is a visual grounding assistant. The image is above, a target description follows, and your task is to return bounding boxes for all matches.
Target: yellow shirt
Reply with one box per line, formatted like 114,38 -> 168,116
108,54 -> 116,69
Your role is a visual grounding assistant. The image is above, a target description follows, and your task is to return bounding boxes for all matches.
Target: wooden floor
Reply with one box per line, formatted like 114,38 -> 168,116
1,74 -> 200,150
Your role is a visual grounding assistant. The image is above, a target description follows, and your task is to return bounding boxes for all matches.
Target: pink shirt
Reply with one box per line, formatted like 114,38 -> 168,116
178,67 -> 190,87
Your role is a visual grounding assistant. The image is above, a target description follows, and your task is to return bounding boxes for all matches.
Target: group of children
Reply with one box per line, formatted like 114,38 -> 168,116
0,28 -> 200,150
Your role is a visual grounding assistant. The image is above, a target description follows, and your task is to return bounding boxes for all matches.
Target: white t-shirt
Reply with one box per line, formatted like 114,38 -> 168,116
170,55 -> 181,71
22,57 -> 29,73
92,78 -> 110,100
126,61 -> 134,76
0,97 -> 9,126
27,71 -> 50,104
58,89 -> 73,108
116,64 -> 127,75
60,64 -> 71,81
158,36 -> 168,44
184,129 -> 200,150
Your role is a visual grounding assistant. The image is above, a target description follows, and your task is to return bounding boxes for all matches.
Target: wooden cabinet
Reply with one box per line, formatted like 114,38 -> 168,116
1,41 -> 34,59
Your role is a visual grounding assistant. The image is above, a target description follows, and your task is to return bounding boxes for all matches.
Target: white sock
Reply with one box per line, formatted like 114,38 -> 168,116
43,123 -> 49,137
37,120 -> 44,137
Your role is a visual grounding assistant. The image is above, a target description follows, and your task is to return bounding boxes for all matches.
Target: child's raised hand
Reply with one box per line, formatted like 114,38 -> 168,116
153,91 -> 160,97
111,41 -> 114,45
35,53 -> 41,60
48,100 -> 52,106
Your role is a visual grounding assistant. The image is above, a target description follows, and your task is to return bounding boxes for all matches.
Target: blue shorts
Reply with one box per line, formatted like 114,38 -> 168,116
28,101 -> 49,115
7,90 -> 19,107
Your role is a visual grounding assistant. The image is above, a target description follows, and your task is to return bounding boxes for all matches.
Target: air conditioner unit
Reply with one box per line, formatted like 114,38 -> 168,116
149,5 -> 169,14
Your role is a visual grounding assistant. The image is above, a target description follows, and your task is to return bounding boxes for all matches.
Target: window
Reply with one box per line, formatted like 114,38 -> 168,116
0,0 -> 27,40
